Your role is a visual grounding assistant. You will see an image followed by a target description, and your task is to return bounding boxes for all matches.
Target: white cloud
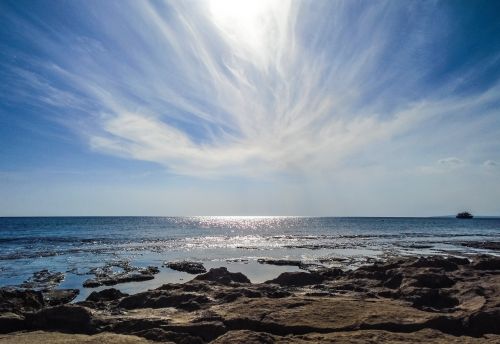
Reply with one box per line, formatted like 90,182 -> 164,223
483,160 -> 498,167
437,157 -> 464,167
4,1 -> 500,180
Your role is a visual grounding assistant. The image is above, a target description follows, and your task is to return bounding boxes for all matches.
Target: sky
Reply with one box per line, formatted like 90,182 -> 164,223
0,0 -> 499,216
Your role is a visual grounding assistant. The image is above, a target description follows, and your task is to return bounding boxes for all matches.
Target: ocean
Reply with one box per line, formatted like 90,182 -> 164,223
1,216 -> 499,301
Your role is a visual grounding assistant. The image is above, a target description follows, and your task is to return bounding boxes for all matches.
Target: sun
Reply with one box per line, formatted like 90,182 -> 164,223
208,0 -> 285,61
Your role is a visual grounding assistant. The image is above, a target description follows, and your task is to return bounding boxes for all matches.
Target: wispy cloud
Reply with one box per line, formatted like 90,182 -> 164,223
2,0 -> 500,179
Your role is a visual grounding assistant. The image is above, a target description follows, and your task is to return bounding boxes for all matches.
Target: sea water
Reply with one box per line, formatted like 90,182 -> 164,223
1,216 -> 498,300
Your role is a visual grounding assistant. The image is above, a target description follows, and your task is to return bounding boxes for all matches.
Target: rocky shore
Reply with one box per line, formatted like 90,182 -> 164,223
1,254 -> 499,343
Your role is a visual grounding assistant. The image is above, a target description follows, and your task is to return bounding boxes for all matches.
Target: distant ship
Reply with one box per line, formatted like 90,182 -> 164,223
456,211 -> 473,219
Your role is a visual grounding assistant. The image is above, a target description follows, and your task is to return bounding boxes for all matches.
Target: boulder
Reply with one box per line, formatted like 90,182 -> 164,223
409,257 -> 459,272
86,288 -> 128,302
411,273 -> 455,289
42,289 -> 79,306
472,256 -> 500,270
265,271 -> 324,287
118,291 -> 210,311
83,272 -> 155,288
194,267 -> 250,285
164,261 -> 206,274
20,269 -> 65,289
0,312 -> 27,333
0,288 -> 44,313
28,304 -> 95,333
406,289 -> 459,311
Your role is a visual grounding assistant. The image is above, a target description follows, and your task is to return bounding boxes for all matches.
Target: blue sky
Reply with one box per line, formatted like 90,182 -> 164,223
1,0 -> 499,216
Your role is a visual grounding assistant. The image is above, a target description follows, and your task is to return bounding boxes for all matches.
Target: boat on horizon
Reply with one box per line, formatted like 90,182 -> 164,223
456,211 -> 473,219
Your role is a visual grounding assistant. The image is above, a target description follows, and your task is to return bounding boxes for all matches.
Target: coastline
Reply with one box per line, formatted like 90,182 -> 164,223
1,254 -> 499,343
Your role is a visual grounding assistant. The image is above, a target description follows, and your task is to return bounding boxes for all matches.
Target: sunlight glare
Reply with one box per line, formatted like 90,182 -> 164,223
208,0 -> 288,65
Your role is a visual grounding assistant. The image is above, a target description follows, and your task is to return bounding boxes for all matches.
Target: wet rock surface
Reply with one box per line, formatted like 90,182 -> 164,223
164,261 -> 207,274
20,269 -> 65,289
194,267 -> 251,285
1,254 -> 500,343
83,262 -> 160,288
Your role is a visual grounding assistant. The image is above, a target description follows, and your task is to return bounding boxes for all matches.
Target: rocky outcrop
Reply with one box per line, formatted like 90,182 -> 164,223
194,267 -> 250,285
86,288 -> 128,302
20,269 -> 65,289
164,261 -> 207,274
83,266 -> 160,288
0,289 -> 44,313
1,254 -> 500,343
27,304 -> 96,333
265,271 -> 324,286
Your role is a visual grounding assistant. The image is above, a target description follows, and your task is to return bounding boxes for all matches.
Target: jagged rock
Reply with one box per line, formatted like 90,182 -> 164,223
409,257 -> 459,272
20,269 -> 65,289
42,289 -> 79,306
118,291 -> 210,311
164,261 -> 206,274
407,289 -> 459,311
0,312 -> 26,333
411,273 -> 456,289
83,272 -> 156,288
467,307 -> 500,335
472,256 -> 500,270
194,267 -> 250,285
0,288 -> 44,313
318,267 -> 344,279
157,281 -> 212,293
257,259 -> 302,267
86,288 -> 128,302
28,304 -> 95,333
265,271 -> 324,286
214,288 -> 262,303
161,322 -> 227,342
461,241 -> 500,251
384,273 -> 403,289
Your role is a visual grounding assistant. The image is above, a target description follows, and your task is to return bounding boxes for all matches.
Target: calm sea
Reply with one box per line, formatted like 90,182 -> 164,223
1,216 -> 499,300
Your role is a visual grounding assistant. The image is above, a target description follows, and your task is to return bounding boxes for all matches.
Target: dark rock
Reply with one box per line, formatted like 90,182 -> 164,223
356,260 -> 403,273
461,241 -> 500,251
0,288 -> 44,313
43,288 -> 79,306
265,271 -> 324,287
256,284 -> 291,298
83,272 -> 155,288
28,304 -> 95,333
472,256 -> 500,270
466,307 -> 500,335
83,263 -> 160,288
194,267 -> 250,285
0,312 -> 27,333
162,321 -> 227,342
383,273 -> 403,289
215,288 -> 262,303
408,289 -> 459,311
257,259 -> 302,267
86,288 -> 128,302
118,291 -> 210,311
411,273 -> 455,289
157,281 -> 212,293
446,257 -> 470,265
318,267 -> 344,279
409,256 -> 459,272
142,266 -> 160,274
164,261 -> 207,274
20,269 -> 65,289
